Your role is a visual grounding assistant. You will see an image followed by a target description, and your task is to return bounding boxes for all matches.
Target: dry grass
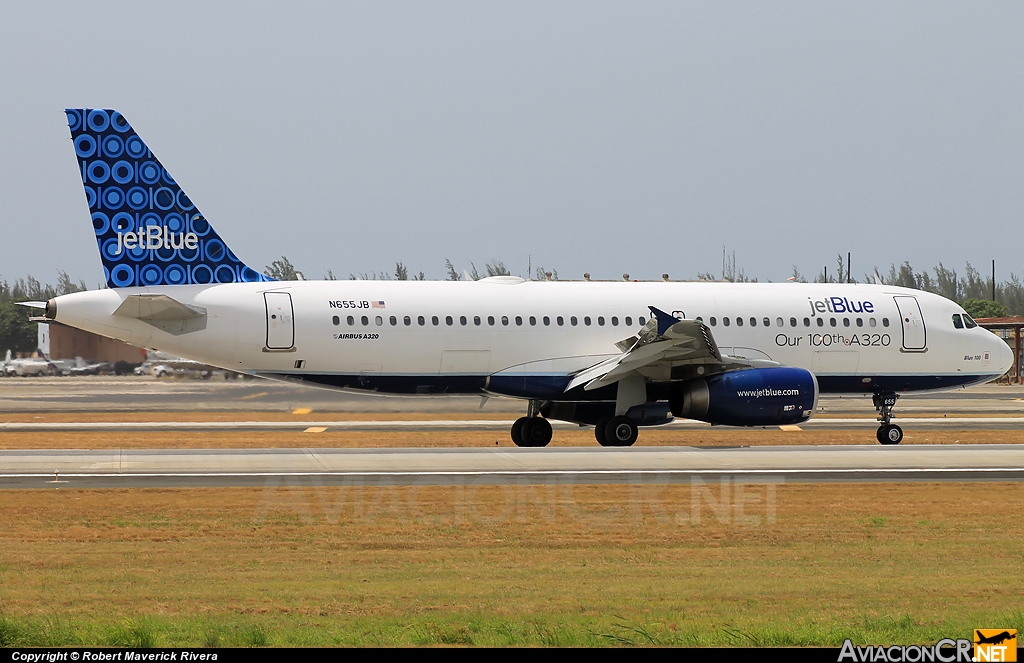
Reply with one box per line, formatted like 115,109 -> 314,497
0,483 -> 1021,645
1,427 -> 1023,450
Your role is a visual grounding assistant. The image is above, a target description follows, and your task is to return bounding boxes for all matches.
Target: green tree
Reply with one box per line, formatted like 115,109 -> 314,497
0,303 -> 38,354
264,256 -> 299,281
444,259 -> 460,281
961,299 -> 1008,319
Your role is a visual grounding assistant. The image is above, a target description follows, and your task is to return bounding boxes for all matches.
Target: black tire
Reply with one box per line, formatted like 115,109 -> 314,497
511,417 -> 528,447
875,426 -> 886,444
880,424 -> 903,445
595,416 -> 611,446
521,417 -> 552,447
604,416 -> 638,447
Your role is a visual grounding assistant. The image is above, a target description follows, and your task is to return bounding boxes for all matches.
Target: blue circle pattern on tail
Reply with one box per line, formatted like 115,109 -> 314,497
65,108 -> 273,288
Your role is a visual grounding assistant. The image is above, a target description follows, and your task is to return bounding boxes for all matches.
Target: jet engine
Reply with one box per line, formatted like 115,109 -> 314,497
670,366 -> 818,426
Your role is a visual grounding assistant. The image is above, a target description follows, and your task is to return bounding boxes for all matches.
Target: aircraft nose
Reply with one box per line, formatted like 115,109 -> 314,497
991,332 -> 1015,376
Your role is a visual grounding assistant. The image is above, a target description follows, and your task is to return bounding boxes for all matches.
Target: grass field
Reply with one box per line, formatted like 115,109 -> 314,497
0,482 -> 1021,646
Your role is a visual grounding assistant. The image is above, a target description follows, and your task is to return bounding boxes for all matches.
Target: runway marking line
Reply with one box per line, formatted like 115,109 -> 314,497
303,426 -> 328,433
779,425 -> 802,431
292,408 -> 313,415
4,468 -> 1024,479
239,391 -> 269,400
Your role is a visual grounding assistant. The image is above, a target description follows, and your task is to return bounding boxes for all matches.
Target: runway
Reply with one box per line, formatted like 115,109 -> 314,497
3,444 -> 1023,488
3,416 -> 1024,431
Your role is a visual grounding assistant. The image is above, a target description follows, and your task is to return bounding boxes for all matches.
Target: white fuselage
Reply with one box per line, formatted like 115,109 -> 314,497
49,279 -> 1013,397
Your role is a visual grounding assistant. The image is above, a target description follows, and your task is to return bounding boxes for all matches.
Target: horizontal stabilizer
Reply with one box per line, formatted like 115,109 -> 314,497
113,294 -> 207,335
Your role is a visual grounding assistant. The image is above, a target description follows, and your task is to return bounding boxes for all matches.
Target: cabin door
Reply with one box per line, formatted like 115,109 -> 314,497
264,292 -> 295,350
893,296 -> 927,351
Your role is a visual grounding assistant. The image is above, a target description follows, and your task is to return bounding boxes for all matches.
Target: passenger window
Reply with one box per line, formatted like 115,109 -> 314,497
696,316 -> 703,323
584,316 -> 591,326
723,317 -> 731,327
557,316 -> 564,326
404,316 -> 412,326
418,316 -> 425,326
882,318 -> 890,327
488,316 -> 495,326
625,316 -> 632,326
347,316 -> 354,325
856,318 -> 863,327
433,316 -> 441,326
963,315 -> 978,329
361,316 -> 369,326
736,317 -> 743,327
816,318 -> 824,327
776,317 -> 784,327
375,316 -> 383,326
598,316 -> 605,326
444,316 -> 452,326
710,317 -> 717,326
829,318 -> 836,327
750,317 -> 757,326
515,316 -> 523,326
802,317 -> 810,327
389,316 -> 397,326
332,315 -> 340,326
611,316 -> 618,326
473,316 -> 481,326
842,318 -> 850,327
790,317 -> 797,327
952,314 -> 964,329
460,316 -> 468,326
571,316 -> 578,326
638,316 -> 646,325
869,318 -> 876,327
543,316 -> 550,326
501,316 -> 509,326
530,316 -> 537,326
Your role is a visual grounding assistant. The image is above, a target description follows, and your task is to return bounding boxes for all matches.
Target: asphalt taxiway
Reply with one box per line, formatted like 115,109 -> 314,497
3,444 -> 1022,488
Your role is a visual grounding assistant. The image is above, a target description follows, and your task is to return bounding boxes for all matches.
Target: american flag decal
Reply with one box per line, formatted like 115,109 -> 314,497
371,301 -> 386,309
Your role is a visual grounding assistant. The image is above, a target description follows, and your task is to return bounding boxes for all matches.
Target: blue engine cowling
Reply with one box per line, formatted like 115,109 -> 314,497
670,367 -> 818,426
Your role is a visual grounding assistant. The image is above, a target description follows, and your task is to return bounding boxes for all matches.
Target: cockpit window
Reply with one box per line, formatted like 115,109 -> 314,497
963,314 -> 978,329
952,314 -> 964,329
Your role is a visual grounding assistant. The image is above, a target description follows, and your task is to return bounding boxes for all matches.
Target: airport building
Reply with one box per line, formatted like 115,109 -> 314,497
37,322 -> 146,365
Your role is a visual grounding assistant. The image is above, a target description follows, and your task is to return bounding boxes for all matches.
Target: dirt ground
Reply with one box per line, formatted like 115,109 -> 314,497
1,426 -> 1022,449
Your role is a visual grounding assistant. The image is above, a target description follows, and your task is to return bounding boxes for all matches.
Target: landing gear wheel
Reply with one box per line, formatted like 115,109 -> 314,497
604,416 -> 638,447
594,416 -> 611,446
511,417 -> 528,447
878,424 -> 903,445
520,417 -> 552,447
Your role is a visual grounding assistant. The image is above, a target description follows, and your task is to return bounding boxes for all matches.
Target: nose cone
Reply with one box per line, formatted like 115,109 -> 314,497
991,333 -> 1015,376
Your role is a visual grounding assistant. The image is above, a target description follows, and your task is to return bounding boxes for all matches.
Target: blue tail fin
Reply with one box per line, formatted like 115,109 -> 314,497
65,108 -> 271,288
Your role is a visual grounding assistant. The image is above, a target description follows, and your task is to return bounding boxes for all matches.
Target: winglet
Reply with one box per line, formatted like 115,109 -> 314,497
648,306 -> 678,336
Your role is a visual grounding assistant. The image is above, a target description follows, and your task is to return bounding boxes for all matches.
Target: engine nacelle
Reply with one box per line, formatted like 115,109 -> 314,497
670,367 -> 818,426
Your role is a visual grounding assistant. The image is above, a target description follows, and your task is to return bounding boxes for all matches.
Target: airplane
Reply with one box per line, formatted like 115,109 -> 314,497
2,348 -> 57,377
31,108 -> 1015,445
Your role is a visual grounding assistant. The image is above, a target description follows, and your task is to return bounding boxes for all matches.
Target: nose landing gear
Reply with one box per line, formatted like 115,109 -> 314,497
873,393 -> 903,445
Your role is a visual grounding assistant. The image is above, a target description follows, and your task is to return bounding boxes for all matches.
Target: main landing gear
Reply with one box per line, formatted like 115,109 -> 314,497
873,392 -> 903,445
594,416 -> 638,447
510,402 -> 553,447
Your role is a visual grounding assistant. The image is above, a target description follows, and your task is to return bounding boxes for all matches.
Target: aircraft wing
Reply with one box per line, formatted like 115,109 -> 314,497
565,306 -> 777,392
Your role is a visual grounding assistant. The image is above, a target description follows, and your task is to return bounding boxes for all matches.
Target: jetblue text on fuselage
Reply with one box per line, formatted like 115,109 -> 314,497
115,227 -> 199,254
808,296 -> 874,316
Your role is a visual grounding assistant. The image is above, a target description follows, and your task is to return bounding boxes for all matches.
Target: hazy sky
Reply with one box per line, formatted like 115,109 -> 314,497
2,2 -> 1022,285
